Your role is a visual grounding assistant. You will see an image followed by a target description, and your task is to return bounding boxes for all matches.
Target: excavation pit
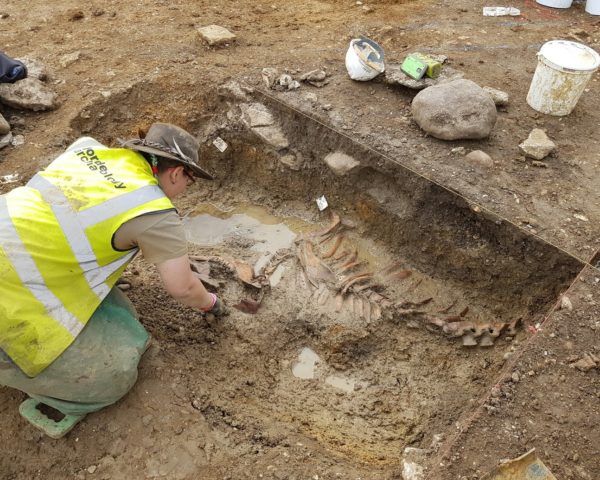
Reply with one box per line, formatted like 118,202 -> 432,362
69,82 -> 586,473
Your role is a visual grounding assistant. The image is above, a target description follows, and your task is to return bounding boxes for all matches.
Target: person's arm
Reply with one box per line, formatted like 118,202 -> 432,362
156,254 -> 217,311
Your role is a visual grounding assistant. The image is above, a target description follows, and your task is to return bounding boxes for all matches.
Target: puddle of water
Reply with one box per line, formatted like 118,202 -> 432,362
324,375 -> 356,393
183,203 -> 303,254
292,347 -> 320,380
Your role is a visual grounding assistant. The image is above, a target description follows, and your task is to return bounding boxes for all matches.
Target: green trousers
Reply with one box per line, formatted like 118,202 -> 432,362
0,288 -> 150,416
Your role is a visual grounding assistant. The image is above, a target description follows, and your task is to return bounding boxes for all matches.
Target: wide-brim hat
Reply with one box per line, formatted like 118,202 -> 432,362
119,123 -> 214,180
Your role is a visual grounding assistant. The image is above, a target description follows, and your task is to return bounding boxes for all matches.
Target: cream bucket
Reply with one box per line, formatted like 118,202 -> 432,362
526,40 -> 600,116
535,0 -> 573,7
586,0 -> 600,15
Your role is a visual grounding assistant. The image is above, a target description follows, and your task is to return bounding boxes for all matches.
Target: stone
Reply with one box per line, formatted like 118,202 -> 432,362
17,57 -> 49,81
570,353 -> 598,372
0,77 -> 58,111
279,152 -> 302,170
11,134 -> 24,146
217,80 -> 251,101
240,103 -> 274,128
518,128 -> 556,160
197,25 -> 236,46
261,67 -> 279,89
59,51 -> 82,68
384,63 -> 463,90
0,132 -> 12,150
300,69 -> 329,87
483,86 -> 509,106
0,112 -> 9,135
251,125 -> 289,150
560,295 -> 573,311
87,465 -> 97,474
465,150 -> 493,168
323,151 -> 360,175
411,79 -> 497,140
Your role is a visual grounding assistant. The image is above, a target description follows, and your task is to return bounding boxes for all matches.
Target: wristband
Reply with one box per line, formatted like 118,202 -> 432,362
200,293 -> 217,313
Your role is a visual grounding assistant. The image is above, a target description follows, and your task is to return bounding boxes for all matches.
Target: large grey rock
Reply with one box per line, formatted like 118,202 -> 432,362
519,128 -> 556,160
0,113 -> 9,135
411,79 -> 497,140
0,77 -> 58,111
251,125 -> 289,150
323,151 -> 360,175
197,25 -> 236,46
240,103 -> 274,128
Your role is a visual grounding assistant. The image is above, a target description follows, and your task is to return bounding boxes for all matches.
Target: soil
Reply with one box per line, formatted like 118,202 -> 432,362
1,0 -> 599,479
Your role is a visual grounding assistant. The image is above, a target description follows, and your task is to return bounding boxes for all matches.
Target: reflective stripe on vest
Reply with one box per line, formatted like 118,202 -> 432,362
0,144 -> 175,376
0,196 -> 84,338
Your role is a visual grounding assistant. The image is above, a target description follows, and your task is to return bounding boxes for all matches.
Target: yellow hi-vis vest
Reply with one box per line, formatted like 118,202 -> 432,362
0,140 -> 175,377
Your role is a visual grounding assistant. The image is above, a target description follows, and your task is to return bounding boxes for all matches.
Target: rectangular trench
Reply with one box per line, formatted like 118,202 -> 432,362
182,87 -> 588,466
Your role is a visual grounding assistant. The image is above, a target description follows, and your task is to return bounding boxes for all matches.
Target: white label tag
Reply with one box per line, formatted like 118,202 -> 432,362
212,137 -> 228,152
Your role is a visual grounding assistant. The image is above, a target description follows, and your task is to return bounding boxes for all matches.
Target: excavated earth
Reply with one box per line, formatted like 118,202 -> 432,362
1,0 -> 599,479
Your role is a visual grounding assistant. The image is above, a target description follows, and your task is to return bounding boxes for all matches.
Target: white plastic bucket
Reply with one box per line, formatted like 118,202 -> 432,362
345,37 -> 385,81
535,0 -> 573,7
586,0 -> 600,15
527,40 -> 600,116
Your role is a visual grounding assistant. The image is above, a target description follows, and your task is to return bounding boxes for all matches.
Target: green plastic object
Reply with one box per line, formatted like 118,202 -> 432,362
401,55 -> 427,80
19,398 -> 85,439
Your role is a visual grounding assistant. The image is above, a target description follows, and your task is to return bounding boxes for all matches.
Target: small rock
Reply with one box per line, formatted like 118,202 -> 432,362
518,128 -> 556,160
17,58 -> 49,81
411,79 -> 497,140
0,132 -> 12,150
11,134 -> 24,146
304,92 -> 318,103
531,160 -> 548,168
570,353 -> 598,372
0,112 -> 9,135
483,86 -> 509,106
0,77 -> 58,111
573,213 -> 589,222
300,69 -> 328,87
279,152 -> 303,170
511,372 -> 520,383
450,147 -> 466,155
87,465 -> 97,474
465,150 -> 493,168
197,25 -> 236,46
323,151 -> 360,175
59,51 -> 82,68
560,295 -> 573,311
261,67 -> 279,89
251,125 -> 289,150
240,103 -> 274,128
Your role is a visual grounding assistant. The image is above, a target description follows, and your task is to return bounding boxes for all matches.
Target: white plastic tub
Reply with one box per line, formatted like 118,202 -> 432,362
586,0 -> 600,15
526,40 -> 600,116
535,0 -> 573,7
